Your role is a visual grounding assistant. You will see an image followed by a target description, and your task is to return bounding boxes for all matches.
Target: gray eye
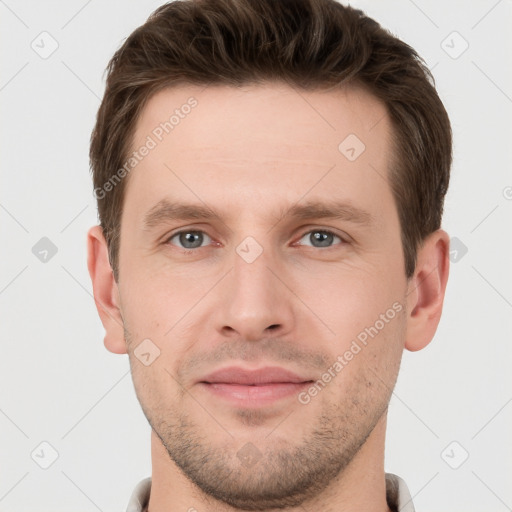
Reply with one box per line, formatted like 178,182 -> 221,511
170,231 -> 211,249
299,230 -> 341,248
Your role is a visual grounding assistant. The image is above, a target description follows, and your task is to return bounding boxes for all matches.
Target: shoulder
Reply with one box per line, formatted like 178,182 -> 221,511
126,477 -> 152,512
385,472 -> 415,512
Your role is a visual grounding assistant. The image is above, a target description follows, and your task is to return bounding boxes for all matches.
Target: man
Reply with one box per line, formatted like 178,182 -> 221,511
87,0 -> 451,510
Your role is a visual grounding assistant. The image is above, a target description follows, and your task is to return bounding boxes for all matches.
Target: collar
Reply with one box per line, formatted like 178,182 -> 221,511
126,472 -> 415,511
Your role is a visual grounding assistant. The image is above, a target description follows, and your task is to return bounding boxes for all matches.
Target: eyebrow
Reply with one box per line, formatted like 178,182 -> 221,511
142,198 -> 374,230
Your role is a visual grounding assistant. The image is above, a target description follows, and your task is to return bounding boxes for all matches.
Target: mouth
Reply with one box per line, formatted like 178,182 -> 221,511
197,366 -> 315,406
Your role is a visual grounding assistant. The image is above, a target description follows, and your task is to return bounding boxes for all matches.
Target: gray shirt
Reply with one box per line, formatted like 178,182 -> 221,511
126,473 -> 415,512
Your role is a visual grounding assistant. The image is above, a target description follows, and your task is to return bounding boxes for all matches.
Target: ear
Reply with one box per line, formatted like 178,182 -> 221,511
87,225 -> 127,354
404,229 -> 450,352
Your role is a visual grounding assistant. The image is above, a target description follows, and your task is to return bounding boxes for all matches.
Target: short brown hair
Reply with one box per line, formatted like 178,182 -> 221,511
90,0 -> 452,282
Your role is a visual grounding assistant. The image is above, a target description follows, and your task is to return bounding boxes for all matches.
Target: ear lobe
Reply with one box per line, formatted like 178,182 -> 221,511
87,225 -> 127,354
404,229 -> 450,352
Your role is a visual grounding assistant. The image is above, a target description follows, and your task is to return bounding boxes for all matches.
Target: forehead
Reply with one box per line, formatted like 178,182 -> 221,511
131,81 -> 389,158
124,82 -> 394,224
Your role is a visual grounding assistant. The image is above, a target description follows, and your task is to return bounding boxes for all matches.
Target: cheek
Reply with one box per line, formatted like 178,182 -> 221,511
318,307 -> 406,410
128,356 -> 177,424
298,260 -> 407,396
120,265 -> 203,338
298,261 -> 405,343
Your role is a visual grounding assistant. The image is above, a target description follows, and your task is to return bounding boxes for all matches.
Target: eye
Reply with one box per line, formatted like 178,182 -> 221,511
167,230 -> 212,249
297,229 -> 344,248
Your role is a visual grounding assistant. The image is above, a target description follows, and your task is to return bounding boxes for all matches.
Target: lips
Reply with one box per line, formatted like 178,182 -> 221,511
198,366 -> 313,385
197,366 -> 314,407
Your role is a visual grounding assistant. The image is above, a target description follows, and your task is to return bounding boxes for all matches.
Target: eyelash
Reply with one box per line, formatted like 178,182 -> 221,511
164,228 -> 348,251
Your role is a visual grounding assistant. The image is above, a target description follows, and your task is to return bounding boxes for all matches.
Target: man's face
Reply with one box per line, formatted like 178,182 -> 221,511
117,83 -> 408,508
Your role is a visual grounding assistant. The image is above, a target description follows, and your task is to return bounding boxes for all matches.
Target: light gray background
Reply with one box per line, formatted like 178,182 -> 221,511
1,0 -> 511,511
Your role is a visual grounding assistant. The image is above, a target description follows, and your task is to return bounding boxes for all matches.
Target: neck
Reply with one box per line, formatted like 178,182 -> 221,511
147,413 -> 392,512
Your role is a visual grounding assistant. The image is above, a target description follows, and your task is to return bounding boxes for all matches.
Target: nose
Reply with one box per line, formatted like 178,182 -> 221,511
214,243 -> 295,342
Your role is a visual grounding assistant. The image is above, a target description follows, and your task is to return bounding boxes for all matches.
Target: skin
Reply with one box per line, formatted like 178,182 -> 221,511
87,82 -> 449,512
